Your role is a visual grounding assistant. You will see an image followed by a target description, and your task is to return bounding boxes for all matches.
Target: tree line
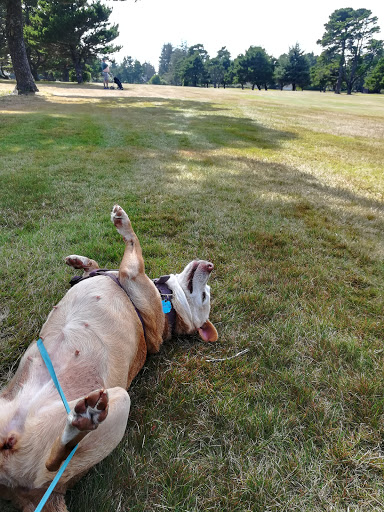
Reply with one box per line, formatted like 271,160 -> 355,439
0,1 -> 383,94
155,8 -> 383,94
156,42 -> 313,91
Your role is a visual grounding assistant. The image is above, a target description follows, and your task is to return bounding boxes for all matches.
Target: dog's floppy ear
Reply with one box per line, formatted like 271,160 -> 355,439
198,320 -> 218,342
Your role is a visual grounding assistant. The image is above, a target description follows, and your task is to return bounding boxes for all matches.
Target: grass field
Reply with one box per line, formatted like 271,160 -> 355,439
1,80 -> 384,512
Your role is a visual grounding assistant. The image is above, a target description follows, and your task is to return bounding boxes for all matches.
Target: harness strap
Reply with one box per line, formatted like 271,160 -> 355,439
153,275 -> 176,333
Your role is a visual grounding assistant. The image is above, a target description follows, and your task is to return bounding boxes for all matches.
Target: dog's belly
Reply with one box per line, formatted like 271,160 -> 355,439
0,275 -> 142,473
38,277 -> 143,395
1,276 -> 142,408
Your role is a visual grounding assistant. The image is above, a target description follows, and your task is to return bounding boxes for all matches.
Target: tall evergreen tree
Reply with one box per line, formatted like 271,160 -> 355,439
164,46 -> 187,85
285,43 -> 311,90
364,56 -> 384,92
158,43 -> 173,76
244,46 -> 273,90
132,59 -> 143,83
29,0 -> 120,83
217,46 -> 231,88
181,44 -> 209,87
310,53 -> 339,91
142,61 -> 155,82
23,0 -> 54,81
232,54 -> 248,89
318,8 -> 380,94
206,47 -> 231,88
274,53 -> 289,90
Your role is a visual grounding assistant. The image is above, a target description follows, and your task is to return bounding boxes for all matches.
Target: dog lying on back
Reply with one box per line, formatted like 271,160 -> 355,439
0,205 -> 217,512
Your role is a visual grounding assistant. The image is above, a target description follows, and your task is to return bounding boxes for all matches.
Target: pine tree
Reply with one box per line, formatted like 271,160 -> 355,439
318,8 -> 380,94
29,0 -> 120,83
158,43 -> 173,76
285,43 -> 310,91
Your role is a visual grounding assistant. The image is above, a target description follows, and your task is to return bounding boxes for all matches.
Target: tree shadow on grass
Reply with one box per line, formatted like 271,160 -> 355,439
0,95 -> 296,154
166,152 -> 384,264
167,152 -> 384,230
198,154 -> 384,214
56,94 -> 230,113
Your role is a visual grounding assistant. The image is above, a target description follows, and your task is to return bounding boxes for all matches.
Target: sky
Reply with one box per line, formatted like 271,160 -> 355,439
102,0 -> 384,71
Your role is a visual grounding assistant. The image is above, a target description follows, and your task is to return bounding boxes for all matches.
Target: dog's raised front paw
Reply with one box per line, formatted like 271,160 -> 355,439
111,204 -> 132,239
65,255 -> 93,270
71,389 -> 109,431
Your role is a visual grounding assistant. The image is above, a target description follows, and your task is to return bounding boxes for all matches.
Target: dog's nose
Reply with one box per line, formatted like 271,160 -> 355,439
206,262 -> 214,273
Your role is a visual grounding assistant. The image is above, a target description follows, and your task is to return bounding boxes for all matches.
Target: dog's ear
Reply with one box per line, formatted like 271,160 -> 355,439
198,320 -> 218,342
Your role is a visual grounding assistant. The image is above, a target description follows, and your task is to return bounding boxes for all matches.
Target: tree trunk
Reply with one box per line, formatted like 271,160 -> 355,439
25,47 -> 38,81
252,84 -> 255,90
0,65 -> 9,79
5,0 -> 38,94
292,83 -> 296,91
335,41 -> 345,95
62,65 -> 69,82
28,54 -> 39,81
346,55 -> 359,95
74,61 -> 83,83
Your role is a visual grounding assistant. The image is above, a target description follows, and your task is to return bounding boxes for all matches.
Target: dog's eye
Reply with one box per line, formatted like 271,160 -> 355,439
202,292 -> 206,302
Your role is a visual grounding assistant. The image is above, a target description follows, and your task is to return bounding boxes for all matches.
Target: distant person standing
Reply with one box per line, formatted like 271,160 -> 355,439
101,57 -> 110,89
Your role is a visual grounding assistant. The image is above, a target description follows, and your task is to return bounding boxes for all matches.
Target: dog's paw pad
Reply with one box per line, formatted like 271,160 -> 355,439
71,389 -> 109,431
65,255 -> 92,270
111,204 -> 131,236
111,204 -> 128,223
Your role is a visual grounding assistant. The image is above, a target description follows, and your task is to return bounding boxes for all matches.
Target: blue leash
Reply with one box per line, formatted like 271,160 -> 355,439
36,338 -> 79,512
37,338 -> 70,413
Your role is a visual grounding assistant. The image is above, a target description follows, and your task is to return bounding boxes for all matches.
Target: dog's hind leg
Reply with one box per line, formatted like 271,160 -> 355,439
111,204 -> 164,353
65,255 -> 100,277
45,387 -> 130,478
45,389 -> 109,472
13,491 -> 68,512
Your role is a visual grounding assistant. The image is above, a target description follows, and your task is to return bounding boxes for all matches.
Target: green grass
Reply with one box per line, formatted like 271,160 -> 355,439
1,83 -> 384,511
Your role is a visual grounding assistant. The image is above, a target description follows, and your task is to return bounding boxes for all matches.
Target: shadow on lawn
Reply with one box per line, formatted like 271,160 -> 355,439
159,152 -> 384,259
199,154 -> 384,215
0,95 -> 296,153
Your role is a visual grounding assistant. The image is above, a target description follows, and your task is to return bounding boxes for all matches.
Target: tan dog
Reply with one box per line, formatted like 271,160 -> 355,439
0,205 -> 217,512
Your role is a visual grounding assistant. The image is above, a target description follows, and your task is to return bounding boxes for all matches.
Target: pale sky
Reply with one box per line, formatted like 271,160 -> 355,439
102,0 -> 384,71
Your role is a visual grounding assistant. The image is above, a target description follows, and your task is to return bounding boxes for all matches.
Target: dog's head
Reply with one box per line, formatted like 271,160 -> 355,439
173,260 -> 218,342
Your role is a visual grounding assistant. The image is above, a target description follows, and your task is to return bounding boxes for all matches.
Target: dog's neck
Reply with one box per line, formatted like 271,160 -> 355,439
155,274 -> 200,340
152,275 -> 177,338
